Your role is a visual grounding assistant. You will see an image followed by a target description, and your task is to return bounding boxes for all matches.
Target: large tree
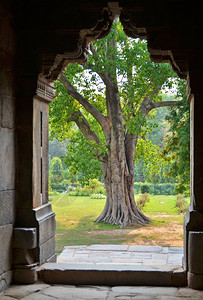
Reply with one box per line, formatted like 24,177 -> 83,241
50,21 -> 183,227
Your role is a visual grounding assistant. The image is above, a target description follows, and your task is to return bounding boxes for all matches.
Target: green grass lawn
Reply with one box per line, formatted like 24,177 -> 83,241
136,194 -> 188,215
50,193 -> 190,254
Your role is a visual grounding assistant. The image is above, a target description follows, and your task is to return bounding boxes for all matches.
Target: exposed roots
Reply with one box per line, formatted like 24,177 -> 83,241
95,205 -> 151,228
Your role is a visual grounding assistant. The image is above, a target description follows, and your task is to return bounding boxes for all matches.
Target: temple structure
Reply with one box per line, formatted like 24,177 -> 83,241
0,0 -> 203,291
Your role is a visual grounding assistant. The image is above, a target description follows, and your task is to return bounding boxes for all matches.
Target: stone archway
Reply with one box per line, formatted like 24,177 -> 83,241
2,0 -> 202,290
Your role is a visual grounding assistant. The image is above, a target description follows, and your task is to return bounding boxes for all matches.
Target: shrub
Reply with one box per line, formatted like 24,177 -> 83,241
141,184 -> 150,194
93,186 -> 106,195
175,182 -> 190,197
68,187 -> 91,196
175,194 -> 188,214
87,179 -> 104,193
134,182 -> 176,195
50,182 -> 67,193
136,193 -> 150,210
153,183 -> 175,195
165,183 -> 175,195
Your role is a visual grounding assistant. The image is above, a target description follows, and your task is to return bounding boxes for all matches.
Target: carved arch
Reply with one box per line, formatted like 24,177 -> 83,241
42,8 -> 114,81
120,10 -> 187,79
41,2 -> 190,82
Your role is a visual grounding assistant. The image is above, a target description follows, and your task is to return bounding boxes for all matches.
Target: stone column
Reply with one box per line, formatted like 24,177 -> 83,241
183,71 -> 203,289
0,1 -> 16,291
13,75 -> 56,283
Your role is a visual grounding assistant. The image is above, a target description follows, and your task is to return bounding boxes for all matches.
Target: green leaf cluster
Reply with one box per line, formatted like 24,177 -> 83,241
49,20 -> 184,182
162,80 -> 190,193
62,131 -> 102,185
49,157 -> 64,183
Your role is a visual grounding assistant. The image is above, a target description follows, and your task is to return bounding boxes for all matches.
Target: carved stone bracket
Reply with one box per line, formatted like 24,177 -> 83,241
120,10 -> 188,79
120,11 -> 147,40
42,8 -> 114,81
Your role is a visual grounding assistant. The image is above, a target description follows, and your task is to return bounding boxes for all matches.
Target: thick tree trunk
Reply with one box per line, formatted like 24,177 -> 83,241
95,135 -> 151,228
95,76 -> 150,228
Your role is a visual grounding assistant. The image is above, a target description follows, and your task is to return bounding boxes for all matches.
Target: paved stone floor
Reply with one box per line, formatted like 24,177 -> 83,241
1,245 -> 203,299
57,244 -> 184,267
1,283 -> 203,299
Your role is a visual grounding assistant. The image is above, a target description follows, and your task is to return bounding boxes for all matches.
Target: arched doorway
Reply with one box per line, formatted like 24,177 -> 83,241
3,1 -> 202,290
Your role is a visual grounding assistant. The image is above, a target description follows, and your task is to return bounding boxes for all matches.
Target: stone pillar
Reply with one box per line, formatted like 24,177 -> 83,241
188,232 -> 203,289
183,71 -> 203,289
0,1 -> 16,291
13,76 -> 56,283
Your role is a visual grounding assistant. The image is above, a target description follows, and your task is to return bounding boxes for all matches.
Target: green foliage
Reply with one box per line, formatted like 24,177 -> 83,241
146,104 -> 169,149
49,157 -> 64,184
162,80 -> 190,194
87,179 -> 103,193
63,169 -> 79,187
62,131 -> 102,185
153,183 -> 175,195
134,182 -> 143,193
135,138 -> 168,184
68,187 -> 91,196
49,190 -> 60,197
134,182 -> 175,195
175,194 -> 188,214
67,179 -> 106,196
141,184 -> 150,194
136,193 -> 150,210
50,182 -> 68,193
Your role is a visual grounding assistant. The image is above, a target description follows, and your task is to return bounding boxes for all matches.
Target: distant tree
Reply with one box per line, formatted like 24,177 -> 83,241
135,138 -> 167,184
146,101 -> 170,149
50,157 -> 64,184
135,103 -> 173,184
50,21 -> 182,227
162,80 -> 190,193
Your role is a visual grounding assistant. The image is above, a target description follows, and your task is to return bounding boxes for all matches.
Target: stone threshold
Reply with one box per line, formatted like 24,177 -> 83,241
37,245 -> 187,287
38,262 -> 186,287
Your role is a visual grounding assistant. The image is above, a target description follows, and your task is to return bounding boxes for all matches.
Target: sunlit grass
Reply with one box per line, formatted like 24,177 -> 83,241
135,194 -> 190,215
50,193 -> 189,253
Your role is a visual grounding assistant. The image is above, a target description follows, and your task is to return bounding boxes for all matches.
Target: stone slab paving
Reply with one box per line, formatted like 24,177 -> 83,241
57,244 -> 184,267
1,283 -> 203,299
0,245 -> 191,299
36,245 -> 186,287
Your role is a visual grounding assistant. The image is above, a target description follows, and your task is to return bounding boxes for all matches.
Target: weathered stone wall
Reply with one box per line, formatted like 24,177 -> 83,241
0,1 -> 16,292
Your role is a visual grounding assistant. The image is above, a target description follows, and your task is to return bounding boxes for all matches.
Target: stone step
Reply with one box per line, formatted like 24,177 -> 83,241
38,263 -> 187,287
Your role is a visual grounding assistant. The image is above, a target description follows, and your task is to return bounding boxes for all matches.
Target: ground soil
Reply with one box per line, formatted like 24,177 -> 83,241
89,215 -> 183,247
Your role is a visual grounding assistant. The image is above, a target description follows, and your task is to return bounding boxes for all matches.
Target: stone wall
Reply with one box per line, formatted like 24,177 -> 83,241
0,1 -> 16,292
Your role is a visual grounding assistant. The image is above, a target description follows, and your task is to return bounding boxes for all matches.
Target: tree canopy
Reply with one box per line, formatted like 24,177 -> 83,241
49,20 -> 187,227
50,21 -> 180,181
